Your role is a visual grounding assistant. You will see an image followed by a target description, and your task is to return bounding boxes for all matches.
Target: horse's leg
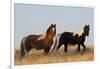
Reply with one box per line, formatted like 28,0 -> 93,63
64,43 -> 68,53
50,37 -> 58,54
77,44 -> 81,53
81,43 -> 86,53
25,49 -> 29,57
25,46 -> 32,57
44,47 -> 50,55
55,42 -> 63,54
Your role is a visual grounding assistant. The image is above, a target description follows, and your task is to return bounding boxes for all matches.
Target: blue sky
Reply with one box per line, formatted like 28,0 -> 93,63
14,3 -> 94,48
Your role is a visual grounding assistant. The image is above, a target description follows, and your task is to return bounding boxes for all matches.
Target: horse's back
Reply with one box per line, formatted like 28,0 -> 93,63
59,32 -> 74,43
27,35 -> 41,41
60,32 -> 73,38
23,35 -> 41,47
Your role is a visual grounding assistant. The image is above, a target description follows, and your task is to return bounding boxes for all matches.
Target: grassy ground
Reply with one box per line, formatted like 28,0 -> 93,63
14,45 -> 94,65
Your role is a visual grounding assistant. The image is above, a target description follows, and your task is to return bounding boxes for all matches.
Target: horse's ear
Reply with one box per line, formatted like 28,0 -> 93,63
51,24 -> 53,26
54,24 -> 56,26
88,25 -> 90,27
84,25 -> 86,27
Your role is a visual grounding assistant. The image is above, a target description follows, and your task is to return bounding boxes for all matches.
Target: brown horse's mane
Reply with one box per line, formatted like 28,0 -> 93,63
46,25 -> 52,34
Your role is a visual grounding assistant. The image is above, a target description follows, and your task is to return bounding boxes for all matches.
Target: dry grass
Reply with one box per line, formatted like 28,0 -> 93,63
14,45 -> 94,65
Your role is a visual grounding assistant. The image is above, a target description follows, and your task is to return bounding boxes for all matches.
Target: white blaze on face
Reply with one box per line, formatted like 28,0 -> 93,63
37,33 -> 46,40
52,27 -> 55,33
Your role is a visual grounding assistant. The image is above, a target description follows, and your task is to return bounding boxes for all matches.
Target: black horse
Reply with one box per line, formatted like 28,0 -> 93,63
20,24 -> 56,57
54,25 -> 90,54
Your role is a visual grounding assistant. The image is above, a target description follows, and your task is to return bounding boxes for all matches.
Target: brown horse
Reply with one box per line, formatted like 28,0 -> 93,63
20,24 -> 56,57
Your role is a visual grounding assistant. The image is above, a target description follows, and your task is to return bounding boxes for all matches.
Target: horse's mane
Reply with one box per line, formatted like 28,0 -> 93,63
46,25 -> 52,34
73,27 -> 83,36
36,25 -> 53,41
36,33 -> 46,40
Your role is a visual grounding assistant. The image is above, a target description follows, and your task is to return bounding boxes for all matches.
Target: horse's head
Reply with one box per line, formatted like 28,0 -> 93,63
84,25 -> 90,36
47,24 -> 56,37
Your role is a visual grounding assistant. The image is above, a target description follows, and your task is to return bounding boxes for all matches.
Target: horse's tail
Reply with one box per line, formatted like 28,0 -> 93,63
20,37 -> 26,58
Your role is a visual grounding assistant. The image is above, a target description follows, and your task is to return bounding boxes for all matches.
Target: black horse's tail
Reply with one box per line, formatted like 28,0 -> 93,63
20,37 -> 26,58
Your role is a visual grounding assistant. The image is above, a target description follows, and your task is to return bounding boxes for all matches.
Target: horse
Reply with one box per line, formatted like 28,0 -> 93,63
20,24 -> 56,57
51,25 -> 90,54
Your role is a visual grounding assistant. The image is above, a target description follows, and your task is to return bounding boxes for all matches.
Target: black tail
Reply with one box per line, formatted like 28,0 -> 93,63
20,37 -> 25,58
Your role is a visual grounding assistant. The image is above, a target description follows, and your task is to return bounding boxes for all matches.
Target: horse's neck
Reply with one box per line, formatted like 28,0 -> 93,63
80,32 -> 87,38
36,33 -> 46,40
73,28 -> 84,37
36,32 -> 53,41
45,33 -> 53,41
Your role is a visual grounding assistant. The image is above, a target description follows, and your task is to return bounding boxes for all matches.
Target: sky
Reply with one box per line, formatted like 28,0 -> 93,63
14,3 -> 94,48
